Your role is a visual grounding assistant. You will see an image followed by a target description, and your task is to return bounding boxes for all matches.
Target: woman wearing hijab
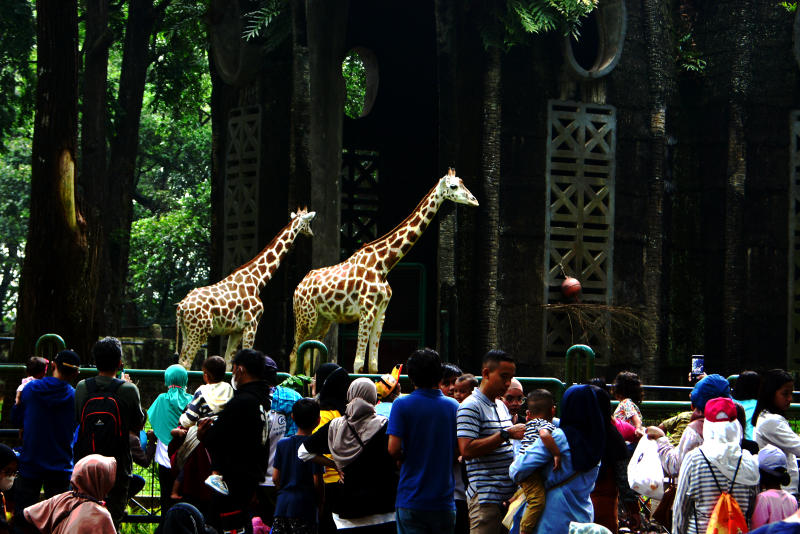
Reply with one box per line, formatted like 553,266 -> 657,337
148,364 -> 194,520
300,377 -> 398,533
23,454 -> 116,534
0,444 -> 17,534
589,386 -> 639,533
672,397 -> 759,534
509,384 -> 606,534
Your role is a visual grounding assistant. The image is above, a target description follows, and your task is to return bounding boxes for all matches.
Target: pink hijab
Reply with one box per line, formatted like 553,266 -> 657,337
24,454 -> 116,534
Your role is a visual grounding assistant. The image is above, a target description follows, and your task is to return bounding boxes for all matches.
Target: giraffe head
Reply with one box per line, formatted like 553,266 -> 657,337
438,168 -> 479,207
290,207 -> 317,236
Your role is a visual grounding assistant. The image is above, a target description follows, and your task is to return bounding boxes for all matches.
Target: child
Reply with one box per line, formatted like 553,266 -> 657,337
453,374 -> 478,403
271,398 -> 324,534
516,389 -> 562,534
613,371 -> 643,429
752,445 -> 799,529
375,364 -> 403,418
172,356 -> 234,497
15,356 -> 48,405
439,363 -> 462,398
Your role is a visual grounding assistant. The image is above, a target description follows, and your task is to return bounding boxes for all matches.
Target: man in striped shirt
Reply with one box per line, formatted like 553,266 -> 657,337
457,350 -> 526,533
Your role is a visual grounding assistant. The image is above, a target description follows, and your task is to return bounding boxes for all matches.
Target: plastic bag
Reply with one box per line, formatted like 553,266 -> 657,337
627,437 -> 665,499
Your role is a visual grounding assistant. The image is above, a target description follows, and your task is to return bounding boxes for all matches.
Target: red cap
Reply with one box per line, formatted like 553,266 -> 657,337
703,397 -> 737,422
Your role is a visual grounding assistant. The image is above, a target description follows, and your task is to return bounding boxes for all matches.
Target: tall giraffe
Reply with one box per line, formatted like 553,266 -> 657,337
290,170 -> 478,375
176,208 -> 316,368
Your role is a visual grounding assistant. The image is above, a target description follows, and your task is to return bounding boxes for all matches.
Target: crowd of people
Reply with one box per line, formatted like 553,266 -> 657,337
3,339 -> 800,534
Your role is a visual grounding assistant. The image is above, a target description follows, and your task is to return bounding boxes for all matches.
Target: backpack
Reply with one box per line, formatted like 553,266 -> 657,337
696,450 -> 748,534
74,377 -> 127,461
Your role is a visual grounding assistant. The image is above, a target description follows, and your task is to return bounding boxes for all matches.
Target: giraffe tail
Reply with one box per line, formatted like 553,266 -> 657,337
175,307 -> 183,356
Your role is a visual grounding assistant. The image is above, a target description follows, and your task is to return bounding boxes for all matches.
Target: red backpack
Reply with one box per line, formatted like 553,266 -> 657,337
74,377 -> 127,461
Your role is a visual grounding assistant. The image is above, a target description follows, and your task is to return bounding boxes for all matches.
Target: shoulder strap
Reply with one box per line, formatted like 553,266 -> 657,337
86,377 -> 98,394
728,455 -> 742,492
106,378 -> 124,394
50,500 -> 84,532
698,449 -> 724,493
545,471 -> 580,492
346,421 -> 366,449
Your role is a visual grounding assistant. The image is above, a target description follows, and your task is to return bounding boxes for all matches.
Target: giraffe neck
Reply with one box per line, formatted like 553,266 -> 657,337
237,223 -> 301,290
353,185 -> 443,276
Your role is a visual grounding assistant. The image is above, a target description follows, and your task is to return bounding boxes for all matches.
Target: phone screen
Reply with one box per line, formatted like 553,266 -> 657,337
691,355 -> 704,379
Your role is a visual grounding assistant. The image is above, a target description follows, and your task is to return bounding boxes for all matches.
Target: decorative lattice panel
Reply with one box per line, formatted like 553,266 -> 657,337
340,149 -> 380,259
543,100 -> 616,358
788,111 -> 800,366
223,106 -> 261,274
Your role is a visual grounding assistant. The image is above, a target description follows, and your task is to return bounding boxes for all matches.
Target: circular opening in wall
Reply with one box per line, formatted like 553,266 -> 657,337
570,12 -> 600,71
563,0 -> 627,79
342,47 -> 379,119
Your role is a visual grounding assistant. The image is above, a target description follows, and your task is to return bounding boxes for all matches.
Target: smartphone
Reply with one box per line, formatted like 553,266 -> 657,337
690,355 -> 704,381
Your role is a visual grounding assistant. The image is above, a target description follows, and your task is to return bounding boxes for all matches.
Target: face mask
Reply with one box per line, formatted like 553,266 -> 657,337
231,372 -> 238,391
0,475 -> 16,491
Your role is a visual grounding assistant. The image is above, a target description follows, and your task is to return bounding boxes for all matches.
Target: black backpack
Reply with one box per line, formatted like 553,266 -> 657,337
74,377 -> 126,461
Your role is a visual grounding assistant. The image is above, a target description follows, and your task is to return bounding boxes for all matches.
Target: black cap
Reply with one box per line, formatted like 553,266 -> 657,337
54,350 -> 80,370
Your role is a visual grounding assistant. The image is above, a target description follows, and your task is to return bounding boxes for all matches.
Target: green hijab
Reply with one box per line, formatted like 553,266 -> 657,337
147,364 -> 193,444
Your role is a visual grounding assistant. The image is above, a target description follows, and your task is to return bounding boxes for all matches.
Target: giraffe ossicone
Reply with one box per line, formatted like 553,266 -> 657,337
176,208 -> 316,369
290,169 -> 479,375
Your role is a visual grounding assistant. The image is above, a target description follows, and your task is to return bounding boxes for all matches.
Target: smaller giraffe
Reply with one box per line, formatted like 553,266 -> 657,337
176,208 -> 316,369
290,169 -> 478,375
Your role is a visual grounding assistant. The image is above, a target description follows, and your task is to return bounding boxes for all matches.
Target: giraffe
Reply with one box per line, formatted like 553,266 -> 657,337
176,208 -> 316,369
290,169 -> 479,375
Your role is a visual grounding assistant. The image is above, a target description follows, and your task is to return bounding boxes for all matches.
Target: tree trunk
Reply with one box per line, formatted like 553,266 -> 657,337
13,0 -> 99,359
435,0 -> 458,361
723,0 -> 752,374
477,45 -> 501,354
641,0 -> 675,382
97,0 -> 166,334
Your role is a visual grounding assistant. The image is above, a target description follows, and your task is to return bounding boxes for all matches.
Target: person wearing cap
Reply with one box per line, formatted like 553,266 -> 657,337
672,397 -> 759,534
645,373 -> 732,476
752,445 -> 799,529
11,349 -> 81,528
256,355 -> 302,527
375,364 -> 403,419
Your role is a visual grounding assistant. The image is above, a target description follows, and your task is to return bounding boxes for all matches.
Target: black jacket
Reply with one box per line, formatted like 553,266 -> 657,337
202,380 -> 271,485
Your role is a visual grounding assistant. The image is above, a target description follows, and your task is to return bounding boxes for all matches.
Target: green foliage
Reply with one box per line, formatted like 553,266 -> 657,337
243,0 -> 283,41
129,180 -> 210,325
475,0 -> 598,51
677,33 -> 707,74
280,374 -> 313,396
0,0 -> 35,149
780,1 -> 798,13
0,130 -> 31,330
342,52 -> 367,119
148,1 -> 211,123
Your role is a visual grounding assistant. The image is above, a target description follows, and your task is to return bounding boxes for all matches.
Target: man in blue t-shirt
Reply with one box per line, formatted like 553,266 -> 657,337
388,348 -> 459,533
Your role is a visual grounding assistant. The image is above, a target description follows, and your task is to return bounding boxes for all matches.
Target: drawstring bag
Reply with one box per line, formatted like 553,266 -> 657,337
697,450 -> 747,534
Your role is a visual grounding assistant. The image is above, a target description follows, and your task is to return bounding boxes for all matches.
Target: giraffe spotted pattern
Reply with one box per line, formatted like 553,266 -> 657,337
176,208 -> 316,368
290,170 -> 479,375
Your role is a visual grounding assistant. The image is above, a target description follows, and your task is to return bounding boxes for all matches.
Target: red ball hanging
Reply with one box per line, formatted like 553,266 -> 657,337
561,277 -> 582,299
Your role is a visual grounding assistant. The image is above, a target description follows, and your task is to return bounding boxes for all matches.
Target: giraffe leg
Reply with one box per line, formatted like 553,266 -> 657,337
223,331 -> 243,368
179,333 -> 207,369
242,324 -> 257,350
290,308 -> 315,375
304,320 -> 332,376
368,310 -> 387,374
353,311 -> 376,374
